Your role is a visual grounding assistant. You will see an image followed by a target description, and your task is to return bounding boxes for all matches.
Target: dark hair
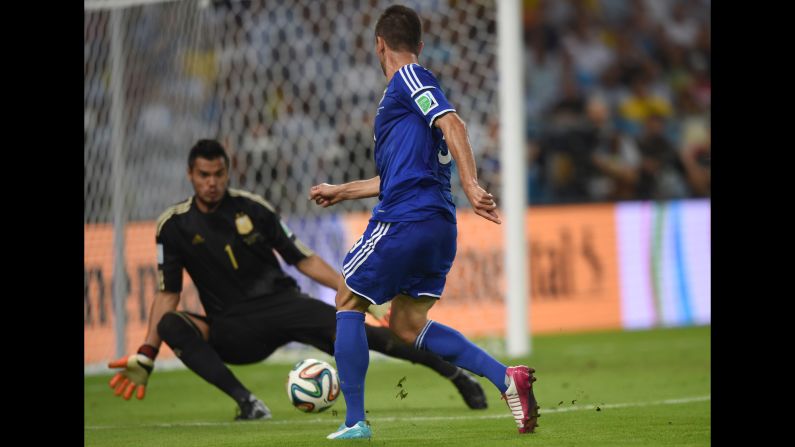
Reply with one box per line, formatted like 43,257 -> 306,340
375,5 -> 422,54
188,139 -> 229,170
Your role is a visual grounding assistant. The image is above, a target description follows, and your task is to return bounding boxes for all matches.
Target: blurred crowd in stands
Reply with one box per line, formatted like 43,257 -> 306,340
513,0 -> 710,204
85,0 -> 710,222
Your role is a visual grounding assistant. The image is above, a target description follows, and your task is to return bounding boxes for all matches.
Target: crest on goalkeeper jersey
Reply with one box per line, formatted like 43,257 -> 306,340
415,91 -> 439,115
235,213 -> 254,235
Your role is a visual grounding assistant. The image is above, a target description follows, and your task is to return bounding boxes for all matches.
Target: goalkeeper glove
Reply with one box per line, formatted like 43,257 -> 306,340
107,344 -> 157,400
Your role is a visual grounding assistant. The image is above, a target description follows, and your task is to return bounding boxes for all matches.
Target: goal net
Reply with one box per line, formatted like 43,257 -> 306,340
85,0 -> 502,370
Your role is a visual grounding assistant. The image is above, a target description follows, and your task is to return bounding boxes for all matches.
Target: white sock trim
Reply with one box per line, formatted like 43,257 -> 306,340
414,320 -> 435,350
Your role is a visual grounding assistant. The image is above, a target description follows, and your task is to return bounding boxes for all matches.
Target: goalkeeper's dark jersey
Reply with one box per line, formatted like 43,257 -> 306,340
155,188 -> 314,318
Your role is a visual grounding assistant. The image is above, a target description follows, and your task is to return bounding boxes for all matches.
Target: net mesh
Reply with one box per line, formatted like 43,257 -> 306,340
84,0 -> 500,367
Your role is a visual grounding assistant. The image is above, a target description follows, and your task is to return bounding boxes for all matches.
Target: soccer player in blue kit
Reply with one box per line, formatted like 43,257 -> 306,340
309,5 -> 539,440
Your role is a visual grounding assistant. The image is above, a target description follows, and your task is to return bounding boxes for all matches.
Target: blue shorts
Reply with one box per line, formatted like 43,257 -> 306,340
342,217 -> 457,305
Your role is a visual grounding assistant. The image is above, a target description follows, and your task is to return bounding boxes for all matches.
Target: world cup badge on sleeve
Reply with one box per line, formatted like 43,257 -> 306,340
235,212 -> 254,235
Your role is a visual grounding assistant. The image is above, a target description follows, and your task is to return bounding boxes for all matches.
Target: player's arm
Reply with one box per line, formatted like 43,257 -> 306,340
308,176 -> 380,207
296,254 -> 342,291
255,197 -> 339,291
435,112 -> 501,224
108,218 -> 184,401
106,290 -> 180,400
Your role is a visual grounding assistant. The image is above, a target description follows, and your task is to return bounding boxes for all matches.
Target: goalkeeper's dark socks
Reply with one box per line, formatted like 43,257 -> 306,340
158,312 -> 251,403
416,320 -> 509,393
172,338 -> 251,403
335,311 -> 369,427
364,324 -> 458,378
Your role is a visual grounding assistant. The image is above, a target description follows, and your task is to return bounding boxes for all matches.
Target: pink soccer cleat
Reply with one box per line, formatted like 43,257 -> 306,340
501,365 -> 540,433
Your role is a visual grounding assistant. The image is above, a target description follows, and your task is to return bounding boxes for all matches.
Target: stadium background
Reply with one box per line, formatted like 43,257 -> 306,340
84,0 -> 710,370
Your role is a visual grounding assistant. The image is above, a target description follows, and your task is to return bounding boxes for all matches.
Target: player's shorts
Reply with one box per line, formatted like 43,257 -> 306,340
342,216 -> 457,305
185,287 -> 337,364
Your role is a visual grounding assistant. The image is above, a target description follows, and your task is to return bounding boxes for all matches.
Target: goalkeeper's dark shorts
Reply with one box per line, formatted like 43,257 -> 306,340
185,287 -> 337,365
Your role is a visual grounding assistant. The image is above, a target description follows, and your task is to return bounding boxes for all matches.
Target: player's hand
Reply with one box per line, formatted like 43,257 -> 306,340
107,351 -> 155,400
367,302 -> 392,326
309,183 -> 345,208
464,184 -> 501,224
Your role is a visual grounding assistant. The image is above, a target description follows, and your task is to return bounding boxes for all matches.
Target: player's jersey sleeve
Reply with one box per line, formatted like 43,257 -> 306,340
156,219 -> 184,293
394,64 -> 456,127
253,200 -> 315,265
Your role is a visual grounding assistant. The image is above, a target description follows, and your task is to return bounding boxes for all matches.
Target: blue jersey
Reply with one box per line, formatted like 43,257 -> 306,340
371,63 -> 457,223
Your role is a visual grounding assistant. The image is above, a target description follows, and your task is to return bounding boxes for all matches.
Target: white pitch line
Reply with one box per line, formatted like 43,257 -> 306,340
85,395 -> 710,430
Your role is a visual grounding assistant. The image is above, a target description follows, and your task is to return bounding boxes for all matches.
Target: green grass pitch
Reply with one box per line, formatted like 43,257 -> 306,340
85,326 -> 710,446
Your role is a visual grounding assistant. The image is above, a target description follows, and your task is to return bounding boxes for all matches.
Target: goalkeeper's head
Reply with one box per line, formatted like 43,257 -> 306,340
187,139 -> 230,212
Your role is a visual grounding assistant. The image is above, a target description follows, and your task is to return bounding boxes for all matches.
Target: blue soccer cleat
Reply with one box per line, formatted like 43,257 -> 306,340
326,420 -> 372,440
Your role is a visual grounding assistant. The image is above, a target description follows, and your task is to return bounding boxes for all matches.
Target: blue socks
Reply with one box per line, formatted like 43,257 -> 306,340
416,320 -> 508,393
335,311 -> 369,427
335,311 -> 508,429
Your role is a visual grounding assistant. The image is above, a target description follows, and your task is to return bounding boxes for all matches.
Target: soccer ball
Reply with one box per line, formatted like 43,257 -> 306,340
286,358 -> 340,413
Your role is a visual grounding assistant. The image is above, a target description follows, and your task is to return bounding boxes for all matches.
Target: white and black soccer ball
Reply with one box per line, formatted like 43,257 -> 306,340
286,358 -> 340,413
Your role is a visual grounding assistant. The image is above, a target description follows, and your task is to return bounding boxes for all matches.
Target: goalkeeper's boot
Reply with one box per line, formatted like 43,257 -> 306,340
235,395 -> 272,421
450,368 -> 488,409
501,365 -> 540,433
326,421 -> 372,440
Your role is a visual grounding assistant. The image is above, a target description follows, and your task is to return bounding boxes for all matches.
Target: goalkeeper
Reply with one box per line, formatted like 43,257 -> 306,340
107,139 -> 486,420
